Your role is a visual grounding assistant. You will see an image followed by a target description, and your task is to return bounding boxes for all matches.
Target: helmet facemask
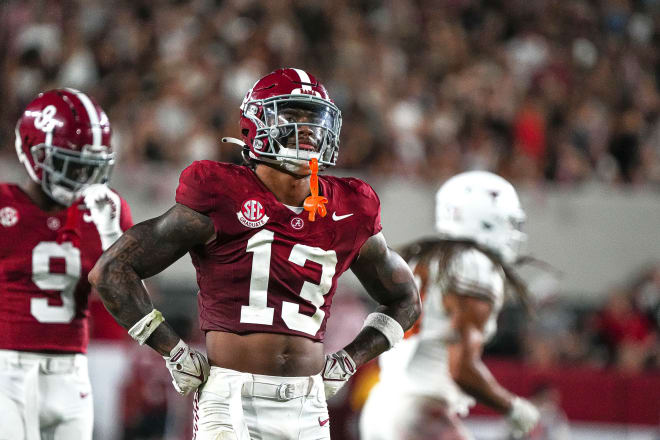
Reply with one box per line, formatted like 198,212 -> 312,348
486,212 -> 527,265
32,143 -> 114,206
243,94 -> 341,174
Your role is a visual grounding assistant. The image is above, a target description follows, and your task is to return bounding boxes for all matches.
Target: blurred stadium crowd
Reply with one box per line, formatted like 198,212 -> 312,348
1,0 -> 660,187
512,262 -> 660,373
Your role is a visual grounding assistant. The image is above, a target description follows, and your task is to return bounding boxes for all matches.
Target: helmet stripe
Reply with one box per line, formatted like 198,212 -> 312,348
292,68 -> 312,91
66,88 -> 101,147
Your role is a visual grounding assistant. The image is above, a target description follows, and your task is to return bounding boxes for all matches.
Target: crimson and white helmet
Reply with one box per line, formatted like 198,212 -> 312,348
15,88 -> 114,206
237,68 -> 342,174
435,171 -> 527,264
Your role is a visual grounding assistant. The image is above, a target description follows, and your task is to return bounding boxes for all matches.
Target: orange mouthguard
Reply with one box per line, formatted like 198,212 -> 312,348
303,158 -> 328,222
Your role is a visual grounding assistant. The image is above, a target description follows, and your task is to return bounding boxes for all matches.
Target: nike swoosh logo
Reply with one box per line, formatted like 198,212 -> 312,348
318,417 -> 330,426
80,392 -> 89,399
177,355 -> 206,382
332,212 -> 353,221
178,369 -> 205,382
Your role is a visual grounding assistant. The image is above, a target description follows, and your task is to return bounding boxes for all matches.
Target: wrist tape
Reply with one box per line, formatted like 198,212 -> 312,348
128,309 -> 164,345
361,312 -> 404,348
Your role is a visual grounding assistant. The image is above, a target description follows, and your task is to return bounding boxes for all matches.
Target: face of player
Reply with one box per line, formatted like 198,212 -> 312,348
38,146 -> 113,206
277,107 -> 327,151
266,101 -> 336,149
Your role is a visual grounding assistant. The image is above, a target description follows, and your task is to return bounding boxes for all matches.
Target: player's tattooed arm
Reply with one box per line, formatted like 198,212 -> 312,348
89,203 -> 215,356
346,232 -> 421,367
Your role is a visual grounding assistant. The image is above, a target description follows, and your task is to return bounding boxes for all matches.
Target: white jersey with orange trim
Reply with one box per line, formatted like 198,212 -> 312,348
377,247 -> 505,416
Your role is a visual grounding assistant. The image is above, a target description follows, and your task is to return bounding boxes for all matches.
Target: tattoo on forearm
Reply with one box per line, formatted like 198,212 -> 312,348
90,204 -> 215,356
355,234 -> 421,329
346,233 -> 421,366
93,232 -> 153,324
344,327 -> 390,367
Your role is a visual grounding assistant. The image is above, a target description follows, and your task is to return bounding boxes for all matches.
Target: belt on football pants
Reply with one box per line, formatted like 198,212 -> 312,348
242,377 -> 314,401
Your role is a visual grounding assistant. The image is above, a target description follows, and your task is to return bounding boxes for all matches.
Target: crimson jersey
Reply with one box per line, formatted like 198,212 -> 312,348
0,183 -> 132,353
176,161 -> 381,341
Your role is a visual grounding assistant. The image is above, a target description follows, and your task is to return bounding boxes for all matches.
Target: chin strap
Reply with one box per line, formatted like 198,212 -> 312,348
303,158 -> 328,222
222,136 -> 289,171
221,137 -> 247,148
222,139 -> 330,202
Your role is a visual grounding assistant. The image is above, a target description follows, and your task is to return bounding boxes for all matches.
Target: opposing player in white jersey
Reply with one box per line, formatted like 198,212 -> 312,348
0,89 -> 132,440
360,171 -> 540,440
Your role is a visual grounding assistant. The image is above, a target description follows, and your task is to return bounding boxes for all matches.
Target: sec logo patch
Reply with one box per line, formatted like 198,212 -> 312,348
237,199 -> 269,228
0,206 -> 19,227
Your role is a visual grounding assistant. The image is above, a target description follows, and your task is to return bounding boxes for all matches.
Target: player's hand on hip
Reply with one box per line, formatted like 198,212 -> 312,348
321,349 -> 357,400
164,340 -> 211,396
508,396 -> 540,438
82,184 -> 122,249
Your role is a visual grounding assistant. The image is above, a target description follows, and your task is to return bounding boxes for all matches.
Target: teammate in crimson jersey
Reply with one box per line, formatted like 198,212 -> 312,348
90,68 -> 421,440
0,89 -> 132,440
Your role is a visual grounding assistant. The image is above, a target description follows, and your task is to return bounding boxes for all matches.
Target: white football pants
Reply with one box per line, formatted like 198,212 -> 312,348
0,350 -> 93,440
194,366 -> 331,440
360,382 -> 474,440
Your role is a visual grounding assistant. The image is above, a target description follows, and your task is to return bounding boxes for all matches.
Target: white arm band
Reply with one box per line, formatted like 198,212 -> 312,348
361,312 -> 404,348
128,309 -> 164,345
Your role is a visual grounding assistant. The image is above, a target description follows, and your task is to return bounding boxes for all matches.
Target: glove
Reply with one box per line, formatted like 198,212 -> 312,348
164,340 -> 210,396
82,184 -> 122,250
321,349 -> 356,400
508,396 -> 540,438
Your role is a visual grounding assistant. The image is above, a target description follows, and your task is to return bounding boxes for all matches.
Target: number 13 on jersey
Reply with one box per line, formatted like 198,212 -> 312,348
240,229 -> 337,335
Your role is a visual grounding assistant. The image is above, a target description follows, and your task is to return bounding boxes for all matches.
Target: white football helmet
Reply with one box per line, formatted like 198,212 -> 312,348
435,171 -> 526,264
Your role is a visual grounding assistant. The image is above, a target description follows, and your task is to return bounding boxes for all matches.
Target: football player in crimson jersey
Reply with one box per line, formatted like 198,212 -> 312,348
90,67 -> 421,440
360,172 -> 540,440
0,89 -> 132,440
